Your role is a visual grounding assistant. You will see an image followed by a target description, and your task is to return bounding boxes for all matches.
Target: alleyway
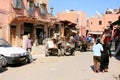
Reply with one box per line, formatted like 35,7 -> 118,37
0,49 -> 120,80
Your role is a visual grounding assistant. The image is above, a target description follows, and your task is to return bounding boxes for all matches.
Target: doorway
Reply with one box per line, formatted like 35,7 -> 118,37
10,26 -> 16,46
36,28 -> 44,45
24,23 -> 33,37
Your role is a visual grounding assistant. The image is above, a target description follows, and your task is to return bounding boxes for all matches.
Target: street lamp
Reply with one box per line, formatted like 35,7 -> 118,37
50,7 -> 54,15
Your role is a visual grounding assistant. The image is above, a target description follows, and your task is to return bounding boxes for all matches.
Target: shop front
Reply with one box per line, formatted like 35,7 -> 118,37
9,16 -> 35,46
36,25 -> 44,45
24,23 -> 34,35
60,20 -> 77,37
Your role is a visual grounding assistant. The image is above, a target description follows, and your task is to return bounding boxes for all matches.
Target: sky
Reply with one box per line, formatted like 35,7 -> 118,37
48,0 -> 120,17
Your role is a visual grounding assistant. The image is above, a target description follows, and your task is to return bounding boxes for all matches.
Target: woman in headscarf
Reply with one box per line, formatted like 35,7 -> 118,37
101,29 -> 112,72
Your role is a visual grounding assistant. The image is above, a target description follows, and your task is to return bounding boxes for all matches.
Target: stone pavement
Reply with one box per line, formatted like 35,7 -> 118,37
31,45 -> 46,58
31,45 -> 45,54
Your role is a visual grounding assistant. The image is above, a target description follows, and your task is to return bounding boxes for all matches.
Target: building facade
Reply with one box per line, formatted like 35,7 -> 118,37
87,8 -> 120,37
57,10 -> 88,36
0,0 -> 52,46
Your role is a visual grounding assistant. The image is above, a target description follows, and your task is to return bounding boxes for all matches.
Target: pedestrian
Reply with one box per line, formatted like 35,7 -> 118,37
86,34 -> 93,43
101,29 -> 112,72
26,33 -> 33,62
100,43 -> 112,72
93,39 -> 103,73
26,33 -> 33,53
74,33 -> 79,49
86,34 -> 93,51
22,33 -> 33,63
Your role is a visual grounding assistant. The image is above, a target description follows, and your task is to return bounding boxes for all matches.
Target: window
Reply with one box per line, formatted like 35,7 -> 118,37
34,2 -> 40,8
108,21 -> 112,24
76,18 -> 79,23
99,20 -> 102,25
40,3 -> 47,15
91,22 -> 92,25
27,1 -> 34,14
13,0 -> 22,9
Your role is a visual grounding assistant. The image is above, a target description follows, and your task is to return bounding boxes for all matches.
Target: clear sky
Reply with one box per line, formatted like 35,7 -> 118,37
48,0 -> 120,17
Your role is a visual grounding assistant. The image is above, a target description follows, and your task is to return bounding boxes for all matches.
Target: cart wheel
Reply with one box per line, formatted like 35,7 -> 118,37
64,50 -> 71,56
71,48 -> 75,56
65,51 -> 71,56
65,47 -> 72,56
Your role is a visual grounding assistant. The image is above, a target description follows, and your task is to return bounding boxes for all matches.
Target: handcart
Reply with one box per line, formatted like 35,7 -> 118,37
45,39 -> 61,57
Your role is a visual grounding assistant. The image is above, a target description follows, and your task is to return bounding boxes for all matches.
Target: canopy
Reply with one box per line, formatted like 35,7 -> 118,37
70,29 -> 78,33
112,20 -> 120,26
89,31 -> 103,34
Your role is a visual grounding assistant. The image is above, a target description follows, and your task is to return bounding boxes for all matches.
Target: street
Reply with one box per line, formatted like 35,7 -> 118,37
0,51 -> 120,80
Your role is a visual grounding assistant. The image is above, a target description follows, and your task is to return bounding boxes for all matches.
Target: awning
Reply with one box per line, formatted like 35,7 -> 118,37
112,20 -> 120,26
70,29 -> 78,33
68,22 -> 77,26
60,20 -> 71,25
89,31 -> 103,34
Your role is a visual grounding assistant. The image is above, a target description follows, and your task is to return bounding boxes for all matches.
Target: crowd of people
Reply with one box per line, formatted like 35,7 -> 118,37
21,28 -> 119,73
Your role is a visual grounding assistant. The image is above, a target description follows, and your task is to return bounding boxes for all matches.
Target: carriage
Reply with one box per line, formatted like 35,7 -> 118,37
45,39 -> 61,57
45,38 -> 75,57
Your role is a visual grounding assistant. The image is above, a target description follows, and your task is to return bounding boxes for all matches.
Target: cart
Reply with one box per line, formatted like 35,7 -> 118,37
45,39 -> 61,57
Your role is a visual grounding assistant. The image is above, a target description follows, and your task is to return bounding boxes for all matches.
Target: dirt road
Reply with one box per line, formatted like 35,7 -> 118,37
0,51 -> 120,80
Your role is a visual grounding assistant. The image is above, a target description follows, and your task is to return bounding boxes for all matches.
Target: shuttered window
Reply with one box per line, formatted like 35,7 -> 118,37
40,4 -> 47,15
27,1 -> 34,14
13,0 -> 22,9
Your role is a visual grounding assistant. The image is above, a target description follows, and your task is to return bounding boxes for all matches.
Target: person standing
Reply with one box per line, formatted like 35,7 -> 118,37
93,39 -> 103,73
101,29 -> 112,72
86,34 -> 93,51
26,33 -> 33,53
26,33 -> 33,62
22,33 -> 33,63
74,33 -> 79,49
100,42 -> 111,72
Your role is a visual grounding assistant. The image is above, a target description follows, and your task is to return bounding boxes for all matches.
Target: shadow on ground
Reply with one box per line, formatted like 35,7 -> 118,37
8,58 -> 37,68
111,53 -> 120,60
115,55 -> 120,60
111,50 -> 120,60
90,65 -> 94,72
0,67 -> 8,73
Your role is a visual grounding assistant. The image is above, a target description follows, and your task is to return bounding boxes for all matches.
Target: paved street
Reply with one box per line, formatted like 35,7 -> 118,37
0,50 -> 120,80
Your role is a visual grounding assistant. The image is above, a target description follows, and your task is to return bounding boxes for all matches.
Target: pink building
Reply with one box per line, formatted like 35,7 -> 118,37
57,10 -> 88,36
87,8 -> 120,37
0,0 -> 52,46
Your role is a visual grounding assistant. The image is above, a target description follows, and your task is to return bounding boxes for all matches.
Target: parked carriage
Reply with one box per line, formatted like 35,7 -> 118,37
59,40 -> 75,56
45,38 -> 75,57
45,39 -> 61,57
